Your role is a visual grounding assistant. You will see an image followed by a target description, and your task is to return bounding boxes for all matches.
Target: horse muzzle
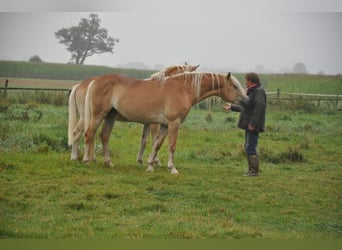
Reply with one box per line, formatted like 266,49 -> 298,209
236,96 -> 249,106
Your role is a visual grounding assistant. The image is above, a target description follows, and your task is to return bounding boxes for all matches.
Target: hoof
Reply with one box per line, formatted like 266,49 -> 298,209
83,158 -> 96,165
137,158 -> 144,165
105,161 -> 114,168
146,166 -> 154,172
154,160 -> 162,166
170,167 -> 179,174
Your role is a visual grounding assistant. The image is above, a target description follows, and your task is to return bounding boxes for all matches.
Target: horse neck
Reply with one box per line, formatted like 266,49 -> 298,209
191,73 -> 226,104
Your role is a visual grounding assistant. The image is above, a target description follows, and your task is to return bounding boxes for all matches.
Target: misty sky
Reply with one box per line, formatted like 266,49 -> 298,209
0,0 -> 342,74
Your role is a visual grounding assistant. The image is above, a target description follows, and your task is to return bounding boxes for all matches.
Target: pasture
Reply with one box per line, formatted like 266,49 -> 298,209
0,91 -> 341,238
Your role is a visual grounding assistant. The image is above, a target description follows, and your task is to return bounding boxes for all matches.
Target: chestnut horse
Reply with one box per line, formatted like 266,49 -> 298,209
68,63 -> 199,162
83,72 -> 248,174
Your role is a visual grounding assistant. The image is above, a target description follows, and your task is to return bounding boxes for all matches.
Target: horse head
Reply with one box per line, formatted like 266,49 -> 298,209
221,72 -> 249,106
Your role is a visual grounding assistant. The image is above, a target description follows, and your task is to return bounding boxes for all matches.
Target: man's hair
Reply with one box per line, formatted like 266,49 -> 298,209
245,72 -> 260,84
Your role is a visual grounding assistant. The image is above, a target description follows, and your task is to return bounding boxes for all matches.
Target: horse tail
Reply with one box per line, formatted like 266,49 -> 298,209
84,80 -> 95,133
68,83 -> 80,146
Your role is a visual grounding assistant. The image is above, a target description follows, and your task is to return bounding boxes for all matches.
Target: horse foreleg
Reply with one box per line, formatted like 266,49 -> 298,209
100,110 -> 116,167
146,125 -> 168,172
167,121 -> 180,174
150,124 -> 162,166
137,124 -> 150,165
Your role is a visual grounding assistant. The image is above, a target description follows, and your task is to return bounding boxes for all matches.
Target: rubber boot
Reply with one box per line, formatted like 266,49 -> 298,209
244,155 -> 251,175
244,155 -> 259,176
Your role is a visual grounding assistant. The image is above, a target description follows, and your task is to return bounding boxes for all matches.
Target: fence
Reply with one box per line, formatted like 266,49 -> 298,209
1,79 -> 341,108
1,79 -> 70,98
266,88 -> 341,107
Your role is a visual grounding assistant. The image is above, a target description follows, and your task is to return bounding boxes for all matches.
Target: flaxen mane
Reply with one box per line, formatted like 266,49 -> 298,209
165,72 -> 229,99
150,65 -> 193,81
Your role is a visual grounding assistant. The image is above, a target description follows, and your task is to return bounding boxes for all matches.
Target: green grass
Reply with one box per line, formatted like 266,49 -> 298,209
261,74 -> 342,94
0,103 -> 341,239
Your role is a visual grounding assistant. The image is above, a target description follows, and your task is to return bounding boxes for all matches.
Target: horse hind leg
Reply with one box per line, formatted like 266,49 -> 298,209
83,112 -> 106,164
146,125 -> 168,172
70,122 -> 81,161
70,142 -> 79,161
137,124 -> 150,165
150,124 -> 162,166
83,124 -> 97,164
167,121 -> 181,174
100,109 -> 117,167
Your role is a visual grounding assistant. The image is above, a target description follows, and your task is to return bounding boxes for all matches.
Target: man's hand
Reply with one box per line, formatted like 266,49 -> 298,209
248,124 -> 255,131
223,103 -> 232,111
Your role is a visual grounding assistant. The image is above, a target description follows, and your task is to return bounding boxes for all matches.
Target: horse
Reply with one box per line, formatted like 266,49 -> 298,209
68,63 -> 199,163
83,71 -> 248,174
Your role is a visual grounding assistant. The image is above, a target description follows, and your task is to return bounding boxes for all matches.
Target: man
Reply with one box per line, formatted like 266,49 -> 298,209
224,72 -> 266,176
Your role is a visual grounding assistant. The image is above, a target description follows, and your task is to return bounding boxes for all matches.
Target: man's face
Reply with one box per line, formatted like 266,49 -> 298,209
246,79 -> 253,88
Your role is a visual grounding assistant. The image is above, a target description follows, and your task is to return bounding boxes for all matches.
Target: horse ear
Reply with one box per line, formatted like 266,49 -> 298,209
192,64 -> 200,71
227,72 -> 231,80
184,61 -> 188,65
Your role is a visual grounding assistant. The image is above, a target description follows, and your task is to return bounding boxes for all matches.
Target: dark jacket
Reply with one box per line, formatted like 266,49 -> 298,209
231,84 -> 266,133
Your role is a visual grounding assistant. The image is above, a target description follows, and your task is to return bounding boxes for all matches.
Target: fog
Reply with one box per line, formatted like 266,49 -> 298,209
1,0 -> 341,74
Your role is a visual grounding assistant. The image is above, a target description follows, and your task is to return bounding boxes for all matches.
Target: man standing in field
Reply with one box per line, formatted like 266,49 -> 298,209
224,72 -> 266,176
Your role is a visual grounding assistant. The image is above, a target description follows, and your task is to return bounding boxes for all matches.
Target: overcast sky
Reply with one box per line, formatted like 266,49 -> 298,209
0,0 -> 341,74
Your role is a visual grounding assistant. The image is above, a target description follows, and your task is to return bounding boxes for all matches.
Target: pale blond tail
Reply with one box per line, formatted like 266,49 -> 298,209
84,80 -> 95,134
68,84 -> 80,146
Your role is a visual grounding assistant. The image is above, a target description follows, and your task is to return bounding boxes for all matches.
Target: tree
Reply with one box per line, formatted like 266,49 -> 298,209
29,55 -> 44,63
55,13 -> 119,64
293,62 -> 308,74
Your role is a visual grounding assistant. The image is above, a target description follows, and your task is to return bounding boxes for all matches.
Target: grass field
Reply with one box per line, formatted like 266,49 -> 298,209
0,101 -> 341,239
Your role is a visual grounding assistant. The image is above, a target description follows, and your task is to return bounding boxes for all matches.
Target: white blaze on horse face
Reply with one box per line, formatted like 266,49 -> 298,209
230,75 -> 246,97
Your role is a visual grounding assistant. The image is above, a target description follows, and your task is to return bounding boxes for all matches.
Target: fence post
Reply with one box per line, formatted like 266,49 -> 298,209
276,88 -> 280,104
336,95 -> 339,108
3,79 -> 9,98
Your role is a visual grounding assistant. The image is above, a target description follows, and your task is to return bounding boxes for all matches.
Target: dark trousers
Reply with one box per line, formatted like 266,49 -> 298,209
244,130 -> 259,156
